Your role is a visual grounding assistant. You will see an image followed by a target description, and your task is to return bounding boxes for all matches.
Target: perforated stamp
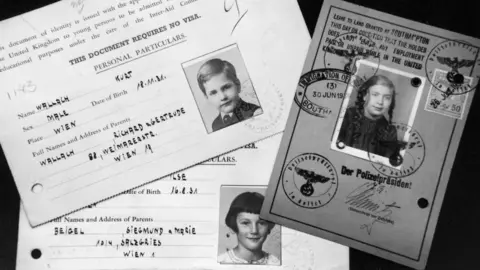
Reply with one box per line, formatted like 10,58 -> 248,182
425,69 -> 471,119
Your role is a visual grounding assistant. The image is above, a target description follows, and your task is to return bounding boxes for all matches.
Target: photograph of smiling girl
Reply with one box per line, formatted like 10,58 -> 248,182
182,44 -> 263,133
331,60 -> 424,168
218,185 -> 281,265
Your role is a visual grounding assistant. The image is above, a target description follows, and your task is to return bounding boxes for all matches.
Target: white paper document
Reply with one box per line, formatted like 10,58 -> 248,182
16,135 -> 349,270
0,0 -> 309,226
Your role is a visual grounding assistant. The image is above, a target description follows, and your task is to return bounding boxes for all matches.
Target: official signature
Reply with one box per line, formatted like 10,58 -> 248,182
71,0 -> 86,14
345,182 -> 381,212
224,0 -> 248,34
346,182 -> 400,235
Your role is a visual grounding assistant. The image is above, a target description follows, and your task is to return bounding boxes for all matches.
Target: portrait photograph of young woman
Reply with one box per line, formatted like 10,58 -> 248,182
331,60 -> 425,168
217,185 -> 281,266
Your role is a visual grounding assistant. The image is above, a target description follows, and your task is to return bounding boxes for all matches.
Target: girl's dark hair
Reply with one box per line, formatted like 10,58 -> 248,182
225,192 -> 275,233
197,58 -> 241,95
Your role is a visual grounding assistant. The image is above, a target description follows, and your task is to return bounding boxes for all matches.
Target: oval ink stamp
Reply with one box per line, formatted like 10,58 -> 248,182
367,123 -> 426,178
323,32 -> 381,79
282,153 -> 338,208
295,68 -> 351,118
425,40 -> 480,95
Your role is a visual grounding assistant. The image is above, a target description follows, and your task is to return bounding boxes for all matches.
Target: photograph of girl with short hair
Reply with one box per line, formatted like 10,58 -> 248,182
218,186 -> 281,265
331,60 -> 425,167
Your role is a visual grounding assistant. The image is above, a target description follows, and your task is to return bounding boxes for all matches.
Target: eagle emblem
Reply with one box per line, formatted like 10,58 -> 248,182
437,56 -> 475,84
294,167 -> 331,197
326,46 -> 371,74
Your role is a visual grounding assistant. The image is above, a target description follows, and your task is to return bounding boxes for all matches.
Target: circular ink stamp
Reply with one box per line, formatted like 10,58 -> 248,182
243,80 -> 285,133
367,123 -> 426,178
295,68 -> 351,118
323,32 -> 381,79
282,153 -> 338,208
425,40 -> 480,95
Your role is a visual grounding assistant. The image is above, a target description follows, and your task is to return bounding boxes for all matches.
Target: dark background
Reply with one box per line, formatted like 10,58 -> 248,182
0,0 -> 479,269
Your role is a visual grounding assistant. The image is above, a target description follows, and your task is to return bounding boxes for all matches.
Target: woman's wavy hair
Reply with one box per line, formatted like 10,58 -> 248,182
354,74 -> 396,123
350,75 -> 396,142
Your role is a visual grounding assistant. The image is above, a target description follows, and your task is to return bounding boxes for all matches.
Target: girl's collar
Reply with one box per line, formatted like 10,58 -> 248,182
227,248 -> 268,264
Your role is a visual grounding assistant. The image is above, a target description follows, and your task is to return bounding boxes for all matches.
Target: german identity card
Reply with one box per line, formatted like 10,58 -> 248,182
261,0 -> 480,268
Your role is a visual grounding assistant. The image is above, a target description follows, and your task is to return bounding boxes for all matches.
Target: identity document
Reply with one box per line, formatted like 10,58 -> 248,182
261,0 -> 480,268
16,135 -> 349,270
0,0 -> 309,226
